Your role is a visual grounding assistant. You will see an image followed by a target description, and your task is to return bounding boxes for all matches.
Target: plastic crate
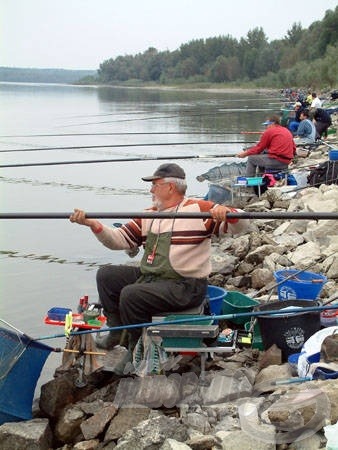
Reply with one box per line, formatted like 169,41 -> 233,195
162,315 -> 213,348
246,177 -> 264,186
47,307 -> 72,321
236,176 -> 247,185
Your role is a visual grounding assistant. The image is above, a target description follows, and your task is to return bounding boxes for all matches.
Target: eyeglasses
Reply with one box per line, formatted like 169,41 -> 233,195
151,182 -> 170,189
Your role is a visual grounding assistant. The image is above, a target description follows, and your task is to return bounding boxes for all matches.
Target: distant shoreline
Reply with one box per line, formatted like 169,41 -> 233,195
88,83 -> 279,96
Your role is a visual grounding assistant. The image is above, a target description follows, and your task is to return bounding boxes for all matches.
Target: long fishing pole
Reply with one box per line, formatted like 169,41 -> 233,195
34,304 -> 338,341
0,140 -> 256,153
0,131 -> 242,138
1,212 -> 338,220
0,153 -> 240,168
319,140 -> 337,150
60,108 -> 277,127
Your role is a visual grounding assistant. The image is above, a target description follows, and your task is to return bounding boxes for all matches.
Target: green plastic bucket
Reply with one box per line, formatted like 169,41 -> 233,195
222,291 -> 260,324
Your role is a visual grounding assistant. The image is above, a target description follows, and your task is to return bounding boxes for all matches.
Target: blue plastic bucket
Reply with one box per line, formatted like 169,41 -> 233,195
274,270 -> 327,301
207,285 -> 227,316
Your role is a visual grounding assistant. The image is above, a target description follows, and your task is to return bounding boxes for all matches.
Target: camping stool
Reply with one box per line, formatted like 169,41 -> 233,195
231,176 -> 264,202
149,301 -> 238,381
147,322 -> 236,381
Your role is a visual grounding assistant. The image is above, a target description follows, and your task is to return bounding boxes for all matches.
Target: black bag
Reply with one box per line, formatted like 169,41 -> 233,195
308,161 -> 338,186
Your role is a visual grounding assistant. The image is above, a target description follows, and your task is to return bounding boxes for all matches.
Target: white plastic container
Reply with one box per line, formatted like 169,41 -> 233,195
320,309 -> 337,327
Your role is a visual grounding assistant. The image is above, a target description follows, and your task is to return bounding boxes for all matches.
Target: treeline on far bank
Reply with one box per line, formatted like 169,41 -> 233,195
0,67 -> 96,84
91,6 -> 338,89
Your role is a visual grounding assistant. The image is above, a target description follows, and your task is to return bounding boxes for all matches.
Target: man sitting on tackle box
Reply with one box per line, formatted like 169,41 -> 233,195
236,115 -> 296,177
70,163 -> 249,351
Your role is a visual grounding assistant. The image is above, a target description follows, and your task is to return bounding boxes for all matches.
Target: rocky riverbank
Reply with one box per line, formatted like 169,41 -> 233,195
0,119 -> 337,449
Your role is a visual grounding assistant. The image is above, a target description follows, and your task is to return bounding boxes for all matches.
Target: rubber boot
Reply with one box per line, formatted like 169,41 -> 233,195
96,313 -> 122,350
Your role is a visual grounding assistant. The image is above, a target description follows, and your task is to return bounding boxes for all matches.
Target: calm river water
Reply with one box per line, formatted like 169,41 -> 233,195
0,82 -> 282,390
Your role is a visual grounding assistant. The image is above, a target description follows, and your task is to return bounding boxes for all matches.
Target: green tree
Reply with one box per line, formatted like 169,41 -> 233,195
285,22 -> 303,45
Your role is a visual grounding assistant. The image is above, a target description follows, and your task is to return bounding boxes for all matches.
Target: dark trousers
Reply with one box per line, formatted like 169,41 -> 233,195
315,121 -> 331,139
245,154 -> 289,177
96,265 -> 207,339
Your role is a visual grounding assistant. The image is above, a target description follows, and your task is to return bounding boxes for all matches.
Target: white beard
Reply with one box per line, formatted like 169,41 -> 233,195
152,195 -> 163,210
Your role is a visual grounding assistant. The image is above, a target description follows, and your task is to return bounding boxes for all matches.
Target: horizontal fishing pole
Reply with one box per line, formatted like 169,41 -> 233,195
0,140 -> 256,153
0,153 -> 240,168
0,131 -> 242,138
1,212 -> 337,220
35,304 -> 338,340
61,108 -> 277,127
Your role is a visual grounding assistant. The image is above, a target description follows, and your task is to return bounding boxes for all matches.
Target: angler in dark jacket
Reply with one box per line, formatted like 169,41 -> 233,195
312,108 -> 332,139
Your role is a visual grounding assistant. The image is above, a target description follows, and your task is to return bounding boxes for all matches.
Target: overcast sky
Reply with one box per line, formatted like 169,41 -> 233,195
1,0 -> 337,70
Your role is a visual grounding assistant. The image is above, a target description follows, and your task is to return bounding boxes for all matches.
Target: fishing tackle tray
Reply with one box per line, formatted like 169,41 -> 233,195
44,313 -> 106,329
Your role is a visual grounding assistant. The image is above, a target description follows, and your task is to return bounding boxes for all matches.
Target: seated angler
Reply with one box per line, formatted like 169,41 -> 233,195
236,115 -> 296,177
70,163 -> 249,351
293,109 -> 316,146
288,101 -> 304,134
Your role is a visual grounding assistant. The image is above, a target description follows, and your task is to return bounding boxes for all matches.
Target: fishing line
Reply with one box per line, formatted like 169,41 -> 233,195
59,107 -> 277,127
0,140 -> 256,153
0,153 -> 240,168
0,175 -> 146,196
0,131 -> 242,138
61,113 -> 204,127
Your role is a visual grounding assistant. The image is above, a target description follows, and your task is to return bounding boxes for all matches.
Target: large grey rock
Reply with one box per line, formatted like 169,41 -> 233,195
182,412 -> 211,433
323,254 -> 338,279
200,369 -> 253,404
73,439 -> 101,449
262,253 -> 292,273
288,241 -> 321,266
115,415 -> 188,449
105,407 -> 150,441
39,371 -> 83,419
230,235 -> 251,258
215,429 -> 275,450
80,404 -> 117,440
185,434 -> 220,449
160,438 -> 191,449
0,418 -> 52,450
250,268 -> 274,289
273,233 -> 305,249
54,406 -> 86,443
245,245 -> 285,265
211,251 -> 237,274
